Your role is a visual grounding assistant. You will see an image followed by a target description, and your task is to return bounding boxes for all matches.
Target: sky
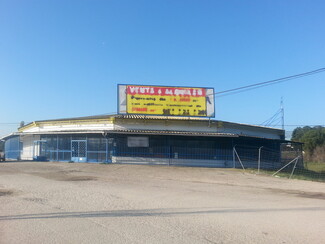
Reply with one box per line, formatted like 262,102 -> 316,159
1,0 -> 325,137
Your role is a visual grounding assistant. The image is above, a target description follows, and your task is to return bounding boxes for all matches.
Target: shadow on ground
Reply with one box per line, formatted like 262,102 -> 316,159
1,207 -> 324,221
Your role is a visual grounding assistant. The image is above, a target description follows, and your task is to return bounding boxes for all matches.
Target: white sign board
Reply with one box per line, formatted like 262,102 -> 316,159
127,137 -> 149,147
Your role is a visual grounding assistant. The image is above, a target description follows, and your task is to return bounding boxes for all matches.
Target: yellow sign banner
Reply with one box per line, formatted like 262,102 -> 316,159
126,85 -> 208,116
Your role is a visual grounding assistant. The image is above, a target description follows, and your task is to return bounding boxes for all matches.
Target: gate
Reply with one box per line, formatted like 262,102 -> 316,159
71,140 -> 87,162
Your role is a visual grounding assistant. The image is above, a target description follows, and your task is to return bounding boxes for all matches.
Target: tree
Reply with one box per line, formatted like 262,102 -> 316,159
292,126 -> 325,162
291,126 -> 312,141
300,127 -> 325,153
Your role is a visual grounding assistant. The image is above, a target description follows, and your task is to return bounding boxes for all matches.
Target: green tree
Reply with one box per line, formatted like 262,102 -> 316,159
292,126 -> 325,163
300,127 -> 325,153
291,126 -> 312,141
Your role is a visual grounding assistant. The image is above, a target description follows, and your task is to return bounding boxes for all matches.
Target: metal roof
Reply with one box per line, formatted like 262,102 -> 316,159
113,114 -> 209,121
26,114 -> 208,123
19,113 -> 284,132
0,133 -> 21,141
109,129 -> 238,137
10,130 -> 237,138
1,130 -> 295,143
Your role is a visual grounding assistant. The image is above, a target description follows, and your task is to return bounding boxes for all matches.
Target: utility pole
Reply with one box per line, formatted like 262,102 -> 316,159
281,97 -> 284,130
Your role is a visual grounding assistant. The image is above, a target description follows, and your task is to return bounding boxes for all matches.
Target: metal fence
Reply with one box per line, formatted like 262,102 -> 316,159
5,133 -> 324,182
233,143 -> 325,182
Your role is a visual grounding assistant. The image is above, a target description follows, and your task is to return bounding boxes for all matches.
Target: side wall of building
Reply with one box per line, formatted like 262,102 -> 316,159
4,136 -> 21,160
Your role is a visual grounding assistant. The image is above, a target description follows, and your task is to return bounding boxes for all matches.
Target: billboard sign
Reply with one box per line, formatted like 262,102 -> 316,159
118,85 -> 215,117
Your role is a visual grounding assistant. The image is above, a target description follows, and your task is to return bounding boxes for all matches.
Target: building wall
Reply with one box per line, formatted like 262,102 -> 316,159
4,136 -> 21,160
112,156 -> 232,168
33,133 -> 282,170
20,134 -> 40,160
39,134 -> 109,162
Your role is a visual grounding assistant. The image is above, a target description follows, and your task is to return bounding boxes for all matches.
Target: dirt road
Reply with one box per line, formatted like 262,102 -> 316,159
0,162 -> 324,243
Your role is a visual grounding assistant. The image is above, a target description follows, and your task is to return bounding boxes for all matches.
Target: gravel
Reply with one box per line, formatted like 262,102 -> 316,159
0,161 -> 324,244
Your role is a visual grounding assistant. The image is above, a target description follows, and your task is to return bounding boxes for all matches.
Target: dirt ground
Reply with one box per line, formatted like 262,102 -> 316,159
0,162 -> 324,244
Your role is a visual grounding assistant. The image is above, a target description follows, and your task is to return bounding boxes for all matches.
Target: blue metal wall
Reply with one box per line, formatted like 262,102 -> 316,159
4,136 -> 21,160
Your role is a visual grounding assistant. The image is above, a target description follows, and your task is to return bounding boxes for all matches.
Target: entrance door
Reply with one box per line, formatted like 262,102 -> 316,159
33,140 -> 47,161
71,140 -> 87,162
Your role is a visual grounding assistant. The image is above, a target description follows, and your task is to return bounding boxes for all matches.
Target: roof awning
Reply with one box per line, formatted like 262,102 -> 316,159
2,130 -> 296,142
12,130 -> 238,138
109,129 -> 238,137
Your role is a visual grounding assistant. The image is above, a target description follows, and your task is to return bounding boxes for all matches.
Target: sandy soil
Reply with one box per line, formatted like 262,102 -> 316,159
0,161 -> 324,244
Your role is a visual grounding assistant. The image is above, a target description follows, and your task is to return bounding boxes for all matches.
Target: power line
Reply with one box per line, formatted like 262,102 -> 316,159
0,123 -> 20,125
211,67 -> 325,97
260,108 -> 282,126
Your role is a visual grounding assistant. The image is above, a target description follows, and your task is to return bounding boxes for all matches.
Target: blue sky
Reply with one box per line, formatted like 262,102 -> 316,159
1,0 -> 325,137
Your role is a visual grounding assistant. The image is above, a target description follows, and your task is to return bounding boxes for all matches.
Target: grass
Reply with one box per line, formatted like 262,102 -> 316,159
248,165 -> 325,182
304,162 -> 325,173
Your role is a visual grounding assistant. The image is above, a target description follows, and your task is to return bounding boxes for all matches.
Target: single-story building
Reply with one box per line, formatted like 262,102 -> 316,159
1,114 -> 301,169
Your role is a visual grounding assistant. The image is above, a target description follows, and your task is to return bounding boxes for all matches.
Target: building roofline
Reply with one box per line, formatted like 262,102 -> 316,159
13,130 -> 293,142
19,114 -> 284,133
0,133 -> 21,141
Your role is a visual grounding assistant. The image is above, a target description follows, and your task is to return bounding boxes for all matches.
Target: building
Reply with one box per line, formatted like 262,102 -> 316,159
2,114 -> 295,169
